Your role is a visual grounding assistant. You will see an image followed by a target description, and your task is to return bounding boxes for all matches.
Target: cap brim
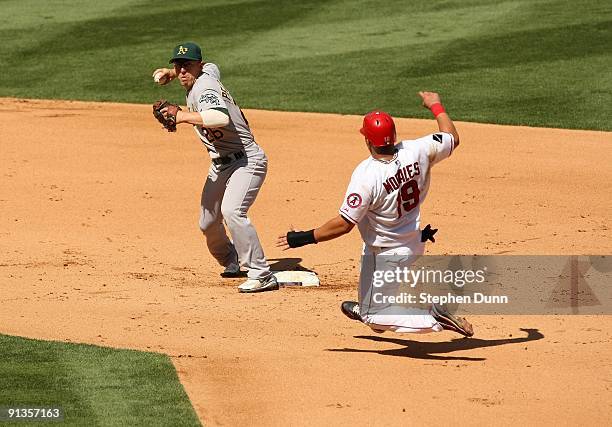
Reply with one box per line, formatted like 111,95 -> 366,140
169,57 -> 201,64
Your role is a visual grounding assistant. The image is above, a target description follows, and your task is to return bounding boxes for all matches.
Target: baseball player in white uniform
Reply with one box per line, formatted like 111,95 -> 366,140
277,92 -> 473,336
153,42 -> 277,293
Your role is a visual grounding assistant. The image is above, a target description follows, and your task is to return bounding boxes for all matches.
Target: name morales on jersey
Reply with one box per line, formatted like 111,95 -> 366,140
383,162 -> 421,194
199,93 -> 221,106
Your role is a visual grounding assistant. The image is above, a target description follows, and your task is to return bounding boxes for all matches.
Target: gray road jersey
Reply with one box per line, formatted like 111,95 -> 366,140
186,63 -> 258,158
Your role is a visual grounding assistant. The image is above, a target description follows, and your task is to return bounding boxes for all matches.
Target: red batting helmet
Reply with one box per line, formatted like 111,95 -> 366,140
360,110 -> 396,147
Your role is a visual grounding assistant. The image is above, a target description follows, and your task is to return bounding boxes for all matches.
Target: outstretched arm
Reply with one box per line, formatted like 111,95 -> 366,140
173,109 -> 229,127
418,91 -> 460,147
156,107 -> 229,128
314,215 -> 354,242
276,215 -> 354,250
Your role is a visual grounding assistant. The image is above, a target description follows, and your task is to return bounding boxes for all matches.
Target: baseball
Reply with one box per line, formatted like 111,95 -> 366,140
153,71 -> 165,84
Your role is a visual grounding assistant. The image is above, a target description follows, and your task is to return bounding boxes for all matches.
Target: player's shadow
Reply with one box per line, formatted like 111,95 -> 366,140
327,328 -> 543,361
268,258 -> 312,272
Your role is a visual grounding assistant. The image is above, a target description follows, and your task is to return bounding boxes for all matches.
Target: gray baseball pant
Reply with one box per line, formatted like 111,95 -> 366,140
198,150 -> 271,280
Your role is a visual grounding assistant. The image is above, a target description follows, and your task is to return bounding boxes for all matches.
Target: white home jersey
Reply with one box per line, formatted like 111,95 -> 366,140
186,63 -> 259,158
339,132 -> 456,247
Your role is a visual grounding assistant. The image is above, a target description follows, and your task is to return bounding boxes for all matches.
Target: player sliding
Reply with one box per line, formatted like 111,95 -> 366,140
277,92 -> 474,337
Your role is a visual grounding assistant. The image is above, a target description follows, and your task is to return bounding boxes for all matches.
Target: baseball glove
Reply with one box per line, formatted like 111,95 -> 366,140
152,100 -> 181,132
421,224 -> 438,243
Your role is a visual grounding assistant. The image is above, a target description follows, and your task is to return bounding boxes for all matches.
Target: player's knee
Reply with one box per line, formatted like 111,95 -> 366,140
221,206 -> 246,225
199,214 -> 217,233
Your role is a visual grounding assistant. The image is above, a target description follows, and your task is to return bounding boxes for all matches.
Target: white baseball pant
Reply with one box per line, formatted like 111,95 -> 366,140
359,238 -> 443,333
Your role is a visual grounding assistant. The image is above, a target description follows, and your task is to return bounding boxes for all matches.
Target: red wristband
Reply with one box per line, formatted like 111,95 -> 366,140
429,103 -> 446,117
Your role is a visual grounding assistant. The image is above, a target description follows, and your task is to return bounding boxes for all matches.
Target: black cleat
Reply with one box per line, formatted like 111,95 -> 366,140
220,263 -> 246,278
431,304 -> 474,337
341,301 -> 362,321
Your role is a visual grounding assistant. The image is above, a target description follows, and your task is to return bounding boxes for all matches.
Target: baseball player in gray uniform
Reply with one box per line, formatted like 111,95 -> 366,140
277,92 -> 473,336
153,42 -> 277,293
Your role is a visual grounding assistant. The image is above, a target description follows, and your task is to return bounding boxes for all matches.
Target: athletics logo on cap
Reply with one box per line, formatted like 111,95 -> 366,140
169,42 -> 203,64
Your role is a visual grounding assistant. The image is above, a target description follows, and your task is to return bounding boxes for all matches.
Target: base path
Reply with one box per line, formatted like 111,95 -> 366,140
1,99 -> 611,426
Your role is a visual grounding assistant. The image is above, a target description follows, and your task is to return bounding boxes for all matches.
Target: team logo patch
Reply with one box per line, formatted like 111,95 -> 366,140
178,46 -> 188,54
347,193 -> 362,208
432,133 -> 443,144
199,93 -> 220,106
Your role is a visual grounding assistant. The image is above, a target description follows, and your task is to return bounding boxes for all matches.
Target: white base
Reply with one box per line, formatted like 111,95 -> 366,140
273,271 -> 320,287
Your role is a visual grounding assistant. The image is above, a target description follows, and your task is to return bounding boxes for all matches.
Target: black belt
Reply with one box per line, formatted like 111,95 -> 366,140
212,151 -> 245,166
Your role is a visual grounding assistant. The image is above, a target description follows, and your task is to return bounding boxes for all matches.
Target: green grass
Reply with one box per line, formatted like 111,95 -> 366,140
0,0 -> 610,130
0,334 -> 200,426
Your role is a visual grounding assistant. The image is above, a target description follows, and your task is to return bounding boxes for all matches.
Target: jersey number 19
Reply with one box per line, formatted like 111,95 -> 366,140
396,180 -> 420,218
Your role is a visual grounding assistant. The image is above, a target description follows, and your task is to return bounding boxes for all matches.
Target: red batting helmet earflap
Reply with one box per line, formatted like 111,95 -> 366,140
360,110 -> 396,147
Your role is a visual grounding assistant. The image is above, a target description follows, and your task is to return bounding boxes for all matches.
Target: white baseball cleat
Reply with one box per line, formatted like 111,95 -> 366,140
238,275 -> 279,293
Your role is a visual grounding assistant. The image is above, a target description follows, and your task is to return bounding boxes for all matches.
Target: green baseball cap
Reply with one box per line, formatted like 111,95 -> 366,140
169,42 -> 202,63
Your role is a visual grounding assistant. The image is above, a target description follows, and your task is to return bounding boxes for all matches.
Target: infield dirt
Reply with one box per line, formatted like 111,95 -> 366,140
1,99 -> 611,426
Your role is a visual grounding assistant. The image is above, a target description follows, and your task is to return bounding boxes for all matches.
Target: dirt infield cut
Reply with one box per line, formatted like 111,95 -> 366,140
1,98 -> 611,426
